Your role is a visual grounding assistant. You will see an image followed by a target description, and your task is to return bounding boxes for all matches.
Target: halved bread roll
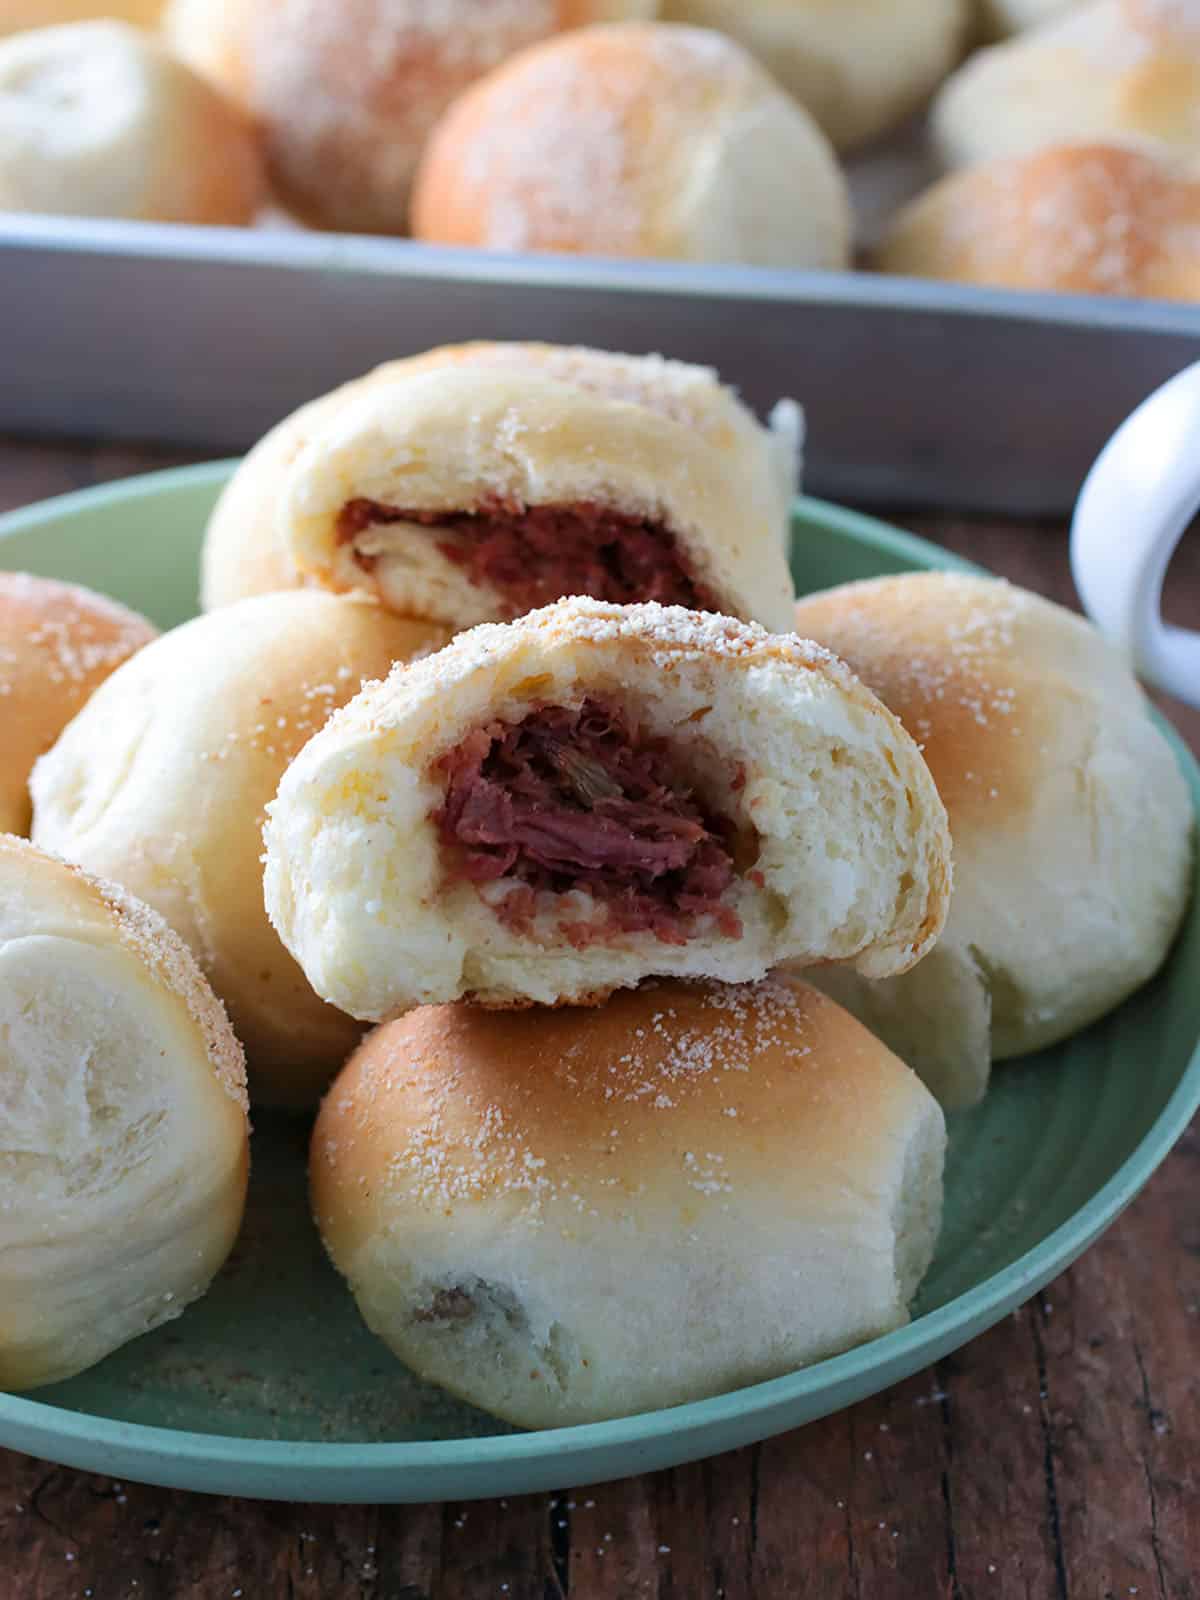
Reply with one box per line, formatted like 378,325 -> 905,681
31,592 -> 450,1107
0,572 -> 156,837
200,341 -> 802,631
0,836 -> 248,1390
264,597 -> 952,1015
312,975 -> 947,1428
793,573 -> 1194,1107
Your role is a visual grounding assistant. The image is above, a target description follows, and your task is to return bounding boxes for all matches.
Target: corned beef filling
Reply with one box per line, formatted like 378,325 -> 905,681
335,497 -> 719,616
433,699 -> 745,947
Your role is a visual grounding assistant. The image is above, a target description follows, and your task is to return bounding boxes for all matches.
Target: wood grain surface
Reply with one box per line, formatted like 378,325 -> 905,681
1,437 -> 1197,1600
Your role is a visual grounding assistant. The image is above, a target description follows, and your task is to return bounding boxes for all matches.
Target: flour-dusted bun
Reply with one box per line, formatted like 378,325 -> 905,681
411,23 -> 852,268
660,0 -> 968,151
0,1 -> 163,31
792,573 -> 1194,1108
975,0 -> 1081,40
0,21 -> 264,223
0,572 -> 156,838
31,592 -> 450,1107
934,0 -> 1200,171
0,835 -> 248,1390
200,341 -> 803,630
264,597 -> 951,1016
878,142 -> 1200,299
313,975 -> 945,1428
163,0 -> 655,233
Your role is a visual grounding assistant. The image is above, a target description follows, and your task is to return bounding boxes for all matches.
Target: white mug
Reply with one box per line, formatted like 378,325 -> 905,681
1071,361 -> 1200,708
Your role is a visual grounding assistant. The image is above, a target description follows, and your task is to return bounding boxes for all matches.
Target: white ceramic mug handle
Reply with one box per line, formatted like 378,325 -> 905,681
1071,362 -> 1200,708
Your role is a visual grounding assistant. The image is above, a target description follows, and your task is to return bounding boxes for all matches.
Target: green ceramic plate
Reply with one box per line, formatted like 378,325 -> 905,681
1,464 -> 1197,1503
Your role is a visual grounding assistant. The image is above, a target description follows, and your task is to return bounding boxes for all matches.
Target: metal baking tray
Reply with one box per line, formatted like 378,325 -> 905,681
4,211 -> 1200,515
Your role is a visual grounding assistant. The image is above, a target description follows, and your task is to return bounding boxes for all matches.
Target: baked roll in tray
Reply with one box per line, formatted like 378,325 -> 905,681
264,598 -> 952,1015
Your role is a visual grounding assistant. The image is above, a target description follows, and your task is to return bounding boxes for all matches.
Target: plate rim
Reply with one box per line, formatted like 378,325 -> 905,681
1,462 -> 1197,1485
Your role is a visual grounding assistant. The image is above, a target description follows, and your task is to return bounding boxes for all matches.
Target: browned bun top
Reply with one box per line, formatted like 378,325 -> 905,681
0,573 -> 156,836
165,0 -> 655,233
878,141 -> 1200,300
792,570 -> 1145,835
411,21 -> 850,267
313,973 -> 932,1257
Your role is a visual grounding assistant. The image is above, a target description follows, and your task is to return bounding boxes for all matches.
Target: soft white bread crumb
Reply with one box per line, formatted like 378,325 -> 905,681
264,597 -> 951,1015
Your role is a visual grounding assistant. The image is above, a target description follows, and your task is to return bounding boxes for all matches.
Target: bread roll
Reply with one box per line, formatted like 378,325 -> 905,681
313,975 -> 945,1427
163,0 -> 655,233
877,142 -> 1200,299
31,592 -> 450,1107
975,0 -> 1081,40
411,23 -> 852,268
0,1 -> 163,31
792,573 -> 1194,1108
0,835 -> 248,1390
0,21 -> 264,224
933,0 -> 1200,171
264,597 -> 952,1016
0,572 -> 156,838
659,0 -> 968,151
200,341 -> 803,630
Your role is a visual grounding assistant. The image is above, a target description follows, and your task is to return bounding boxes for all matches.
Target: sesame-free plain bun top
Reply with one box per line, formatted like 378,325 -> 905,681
933,0 -> 1200,172
200,340 -> 803,631
877,142 -> 1200,300
411,23 -> 852,268
163,0 -> 655,233
264,597 -> 952,1016
31,591 -> 450,1107
793,573 -> 1194,1108
311,975 -> 946,1428
660,0 -> 969,151
0,835 -> 248,1390
0,21 -> 264,223
0,572 -> 156,837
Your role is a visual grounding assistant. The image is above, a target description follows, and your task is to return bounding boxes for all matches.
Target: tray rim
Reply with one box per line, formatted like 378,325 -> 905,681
1,462 -> 1197,1497
4,211 -> 1200,333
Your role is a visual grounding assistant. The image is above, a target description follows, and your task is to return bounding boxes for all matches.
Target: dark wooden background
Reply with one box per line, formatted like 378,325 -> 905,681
2,437 -> 1197,1600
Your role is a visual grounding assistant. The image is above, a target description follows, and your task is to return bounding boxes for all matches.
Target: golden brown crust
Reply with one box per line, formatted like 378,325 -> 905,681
0,573 -> 156,836
164,0 -> 654,233
411,22 -> 850,267
313,974 -> 932,1252
878,141 -> 1200,299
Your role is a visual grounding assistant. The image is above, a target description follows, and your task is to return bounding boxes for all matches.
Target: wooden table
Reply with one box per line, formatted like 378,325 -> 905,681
2,437 -> 1197,1600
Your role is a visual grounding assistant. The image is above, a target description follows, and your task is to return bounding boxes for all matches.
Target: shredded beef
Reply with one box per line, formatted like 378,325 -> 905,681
335,497 -> 718,615
433,700 -> 744,946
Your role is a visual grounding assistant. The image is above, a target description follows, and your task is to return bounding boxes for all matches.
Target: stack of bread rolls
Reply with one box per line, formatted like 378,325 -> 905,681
4,0 -> 1196,301
4,339 -> 1192,1425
